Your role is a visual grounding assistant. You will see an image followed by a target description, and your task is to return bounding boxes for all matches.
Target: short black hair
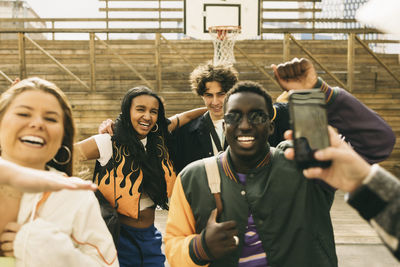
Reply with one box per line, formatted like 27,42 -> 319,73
224,81 -> 274,118
190,62 -> 239,96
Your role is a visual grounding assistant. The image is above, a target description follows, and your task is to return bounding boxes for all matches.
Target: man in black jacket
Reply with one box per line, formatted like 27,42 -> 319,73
172,59 -> 394,173
173,63 -> 241,172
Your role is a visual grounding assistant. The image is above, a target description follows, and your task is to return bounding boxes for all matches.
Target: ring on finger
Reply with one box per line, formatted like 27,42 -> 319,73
233,235 -> 239,246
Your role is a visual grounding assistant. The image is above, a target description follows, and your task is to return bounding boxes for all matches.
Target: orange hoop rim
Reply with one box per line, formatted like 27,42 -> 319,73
208,25 -> 241,41
208,25 -> 242,34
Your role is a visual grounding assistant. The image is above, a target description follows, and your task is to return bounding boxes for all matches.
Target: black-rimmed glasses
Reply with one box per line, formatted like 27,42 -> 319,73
224,111 -> 269,125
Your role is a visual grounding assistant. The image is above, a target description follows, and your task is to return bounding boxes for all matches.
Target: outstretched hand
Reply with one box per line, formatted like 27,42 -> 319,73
1,159 -> 97,192
271,58 -> 318,91
10,167 -> 97,193
284,126 -> 371,192
204,209 -> 239,259
98,119 -> 115,135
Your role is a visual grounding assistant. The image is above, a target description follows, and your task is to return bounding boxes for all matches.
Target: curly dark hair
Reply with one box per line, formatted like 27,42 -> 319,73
190,62 -> 239,96
112,86 -> 172,209
224,81 -> 274,118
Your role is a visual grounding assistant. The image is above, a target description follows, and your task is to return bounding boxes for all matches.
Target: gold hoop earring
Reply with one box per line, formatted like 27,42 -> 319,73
52,145 -> 71,165
151,123 -> 159,132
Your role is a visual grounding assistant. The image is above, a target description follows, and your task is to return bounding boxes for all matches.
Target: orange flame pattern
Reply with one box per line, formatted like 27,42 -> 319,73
95,138 -> 177,219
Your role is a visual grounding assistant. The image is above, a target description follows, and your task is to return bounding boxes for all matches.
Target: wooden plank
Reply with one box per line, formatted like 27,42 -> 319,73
24,35 -> 90,90
262,18 -> 357,23
94,34 -> 154,90
262,8 -> 322,12
99,8 -> 182,12
0,18 -> 182,22
18,33 -> 26,79
99,0 -> 182,1
0,70 -> 13,83
347,33 -> 355,92
155,33 -> 162,92
0,28 -> 183,33
89,33 -> 96,91
283,33 -> 290,61
355,35 -> 400,86
235,45 -> 281,90
160,34 -> 196,69
263,0 -> 321,2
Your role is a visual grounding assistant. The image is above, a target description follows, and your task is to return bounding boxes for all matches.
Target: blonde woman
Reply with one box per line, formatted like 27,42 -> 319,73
0,78 -> 118,266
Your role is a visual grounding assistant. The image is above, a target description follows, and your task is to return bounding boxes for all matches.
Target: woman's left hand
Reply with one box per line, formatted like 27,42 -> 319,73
0,222 -> 21,257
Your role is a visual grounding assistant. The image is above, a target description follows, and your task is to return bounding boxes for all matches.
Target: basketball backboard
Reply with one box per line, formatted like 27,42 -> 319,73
184,0 -> 261,40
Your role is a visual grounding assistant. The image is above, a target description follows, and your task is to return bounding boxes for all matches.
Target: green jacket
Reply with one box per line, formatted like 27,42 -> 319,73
179,146 -> 337,267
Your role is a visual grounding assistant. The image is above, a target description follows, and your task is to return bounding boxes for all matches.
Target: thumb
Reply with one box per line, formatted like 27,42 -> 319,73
207,208 -> 218,226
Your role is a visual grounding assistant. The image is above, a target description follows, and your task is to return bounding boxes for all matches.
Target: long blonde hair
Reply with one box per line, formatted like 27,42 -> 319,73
0,77 -> 75,176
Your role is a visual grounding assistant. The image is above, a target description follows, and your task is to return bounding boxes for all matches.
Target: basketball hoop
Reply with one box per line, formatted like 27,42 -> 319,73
208,25 -> 241,65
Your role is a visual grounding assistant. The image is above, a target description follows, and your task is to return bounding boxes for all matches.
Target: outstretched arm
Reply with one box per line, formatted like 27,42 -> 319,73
168,107 -> 207,132
0,158 -> 96,192
285,127 -> 400,260
97,107 -> 207,135
75,137 -> 101,161
271,58 -> 395,163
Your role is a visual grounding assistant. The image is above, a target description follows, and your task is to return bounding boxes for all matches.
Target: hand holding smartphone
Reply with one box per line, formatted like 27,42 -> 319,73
288,89 -> 332,169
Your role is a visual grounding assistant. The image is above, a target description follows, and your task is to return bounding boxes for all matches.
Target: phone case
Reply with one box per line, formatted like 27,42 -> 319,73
288,89 -> 331,169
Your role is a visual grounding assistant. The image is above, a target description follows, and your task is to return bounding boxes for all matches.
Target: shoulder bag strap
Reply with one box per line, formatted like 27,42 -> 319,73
203,154 -> 223,216
204,112 -> 223,152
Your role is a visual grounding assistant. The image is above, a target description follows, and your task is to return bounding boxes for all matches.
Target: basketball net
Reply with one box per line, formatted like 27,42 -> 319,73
209,26 -> 241,65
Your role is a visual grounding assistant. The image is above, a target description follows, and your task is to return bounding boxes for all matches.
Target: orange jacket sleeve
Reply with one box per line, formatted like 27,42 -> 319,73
164,176 -> 210,267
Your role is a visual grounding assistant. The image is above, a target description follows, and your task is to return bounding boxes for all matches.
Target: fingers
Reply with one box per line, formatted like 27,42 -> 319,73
3,222 -> 21,233
327,126 -> 344,147
284,148 -> 295,160
303,167 -> 324,178
1,240 -> 14,257
274,58 -> 304,80
284,130 -> 293,141
67,177 -> 98,191
0,222 -> 20,257
218,225 -> 238,249
299,58 -> 312,72
21,172 -> 97,193
98,119 -> 114,135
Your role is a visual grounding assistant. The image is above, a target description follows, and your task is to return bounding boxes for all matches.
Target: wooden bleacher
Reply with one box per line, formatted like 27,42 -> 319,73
0,38 -> 398,177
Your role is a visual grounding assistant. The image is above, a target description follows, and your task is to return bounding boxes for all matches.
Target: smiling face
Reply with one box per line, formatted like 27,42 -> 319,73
202,81 -> 226,121
130,94 -> 159,139
0,90 -> 64,170
224,91 -> 274,170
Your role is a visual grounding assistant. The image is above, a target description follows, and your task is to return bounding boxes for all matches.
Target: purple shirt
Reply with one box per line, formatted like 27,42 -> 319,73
237,173 -> 268,267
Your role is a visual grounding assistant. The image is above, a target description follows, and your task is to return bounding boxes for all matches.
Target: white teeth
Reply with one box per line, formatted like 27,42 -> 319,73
237,136 -> 255,142
139,122 -> 150,127
20,135 -> 45,145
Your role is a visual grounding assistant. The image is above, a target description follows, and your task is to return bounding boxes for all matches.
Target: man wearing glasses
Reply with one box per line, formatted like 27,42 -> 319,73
172,59 -> 394,174
165,80 -> 338,266
163,59 -> 395,267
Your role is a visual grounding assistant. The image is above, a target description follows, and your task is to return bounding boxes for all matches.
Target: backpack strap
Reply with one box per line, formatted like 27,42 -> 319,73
203,155 -> 223,216
204,112 -> 224,152
203,148 -> 275,217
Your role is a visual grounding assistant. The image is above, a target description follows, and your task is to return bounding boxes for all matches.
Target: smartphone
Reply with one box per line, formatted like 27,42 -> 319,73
288,89 -> 331,169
